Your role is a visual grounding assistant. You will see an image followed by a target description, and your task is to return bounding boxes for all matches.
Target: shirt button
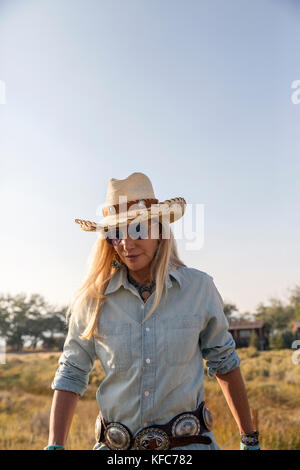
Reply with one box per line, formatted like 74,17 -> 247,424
146,327 -> 150,332
144,391 -> 149,397
146,358 -> 151,364
141,305 -> 144,309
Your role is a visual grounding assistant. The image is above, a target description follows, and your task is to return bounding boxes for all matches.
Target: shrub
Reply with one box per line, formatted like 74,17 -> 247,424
270,332 -> 285,349
270,329 -> 295,350
249,330 -> 260,350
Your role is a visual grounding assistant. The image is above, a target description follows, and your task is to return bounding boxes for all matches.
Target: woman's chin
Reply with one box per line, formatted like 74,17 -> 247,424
124,256 -> 147,270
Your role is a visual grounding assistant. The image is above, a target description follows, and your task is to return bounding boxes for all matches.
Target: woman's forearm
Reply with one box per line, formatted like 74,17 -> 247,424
48,389 -> 80,446
215,366 -> 254,434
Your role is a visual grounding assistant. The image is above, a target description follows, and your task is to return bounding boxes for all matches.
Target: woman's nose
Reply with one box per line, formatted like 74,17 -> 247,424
120,236 -> 136,250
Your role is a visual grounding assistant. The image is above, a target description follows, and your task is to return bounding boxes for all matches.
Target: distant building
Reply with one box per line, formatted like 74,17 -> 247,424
291,321 -> 300,339
228,321 -> 265,350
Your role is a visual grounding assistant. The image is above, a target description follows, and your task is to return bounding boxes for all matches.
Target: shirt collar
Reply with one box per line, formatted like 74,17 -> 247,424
104,264 -> 182,295
168,267 -> 183,288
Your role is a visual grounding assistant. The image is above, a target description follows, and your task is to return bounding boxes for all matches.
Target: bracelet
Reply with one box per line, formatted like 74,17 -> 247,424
240,430 -> 259,446
44,444 -> 65,450
240,442 -> 260,450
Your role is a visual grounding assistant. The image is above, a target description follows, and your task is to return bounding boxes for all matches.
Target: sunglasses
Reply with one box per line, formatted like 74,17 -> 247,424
105,221 -> 160,246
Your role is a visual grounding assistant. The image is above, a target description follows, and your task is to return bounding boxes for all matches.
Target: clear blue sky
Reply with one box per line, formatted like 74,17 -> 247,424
0,0 -> 299,314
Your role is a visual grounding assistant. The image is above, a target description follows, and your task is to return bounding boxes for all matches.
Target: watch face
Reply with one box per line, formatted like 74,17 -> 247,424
202,406 -> 213,431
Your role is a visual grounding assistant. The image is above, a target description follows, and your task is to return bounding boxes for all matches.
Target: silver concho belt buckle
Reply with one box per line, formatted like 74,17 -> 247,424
104,422 -> 131,450
202,405 -> 213,431
95,413 -> 102,443
135,427 -> 170,450
171,413 -> 201,436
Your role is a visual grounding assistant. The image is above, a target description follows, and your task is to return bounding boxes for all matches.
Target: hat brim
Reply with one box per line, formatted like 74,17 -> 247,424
75,198 -> 186,233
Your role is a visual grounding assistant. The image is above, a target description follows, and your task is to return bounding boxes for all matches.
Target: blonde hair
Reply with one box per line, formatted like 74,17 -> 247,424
66,221 -> 186,340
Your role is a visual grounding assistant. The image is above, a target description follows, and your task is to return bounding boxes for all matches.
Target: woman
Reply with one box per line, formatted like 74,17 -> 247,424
46,172 -> 260,451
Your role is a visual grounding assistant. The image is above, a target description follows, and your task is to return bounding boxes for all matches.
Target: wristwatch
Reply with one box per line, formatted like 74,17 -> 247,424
240,442 -> 260,450
44,444 -> 65,450
240,431 -> 260,450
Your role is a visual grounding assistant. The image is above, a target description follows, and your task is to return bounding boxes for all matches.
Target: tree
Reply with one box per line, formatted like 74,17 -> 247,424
287,285 -> 300,321
281,328 -> 296,349
255,298 -> 294,338
223,302 -> 238,322
269,328 -> 295,350
0,293 -> 68,351
40,311 -> 67,350
270,331 -> 285,350
0,302 -> 10,337
1,293 -> 30,351
249,329 -> 260,350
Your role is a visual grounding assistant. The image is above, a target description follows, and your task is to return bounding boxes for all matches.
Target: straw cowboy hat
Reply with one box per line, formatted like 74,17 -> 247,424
74,172 -> 186,232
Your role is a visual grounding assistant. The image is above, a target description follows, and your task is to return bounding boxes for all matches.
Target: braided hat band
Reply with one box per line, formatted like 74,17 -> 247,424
75,197 -> 186,232
74,172 -> 186,233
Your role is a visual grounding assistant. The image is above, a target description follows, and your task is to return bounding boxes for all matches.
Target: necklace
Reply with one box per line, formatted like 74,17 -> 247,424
126,266 -> 156,302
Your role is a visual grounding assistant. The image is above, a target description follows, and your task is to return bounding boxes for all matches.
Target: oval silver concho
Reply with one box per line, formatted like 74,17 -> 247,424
95,413 -> 102,442
135,427 -> 169,450
171,413 -> 200,437
202,406 -> 213,431
104,423 -> 131,450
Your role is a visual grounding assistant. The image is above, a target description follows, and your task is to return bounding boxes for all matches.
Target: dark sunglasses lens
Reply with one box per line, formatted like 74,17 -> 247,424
135,223 -> 142,239
128,222 -> 147,240
105,228 -> 123,246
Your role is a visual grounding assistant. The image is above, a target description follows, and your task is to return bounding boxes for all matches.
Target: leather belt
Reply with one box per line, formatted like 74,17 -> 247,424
95,401 -> 213,450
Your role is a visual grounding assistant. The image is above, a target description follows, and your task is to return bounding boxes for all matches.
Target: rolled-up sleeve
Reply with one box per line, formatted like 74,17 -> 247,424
51,301 -> 96,397
199,275 -> 241,378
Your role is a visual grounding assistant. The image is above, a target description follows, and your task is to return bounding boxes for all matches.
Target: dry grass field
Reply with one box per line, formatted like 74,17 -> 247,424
0,348 -> 299,450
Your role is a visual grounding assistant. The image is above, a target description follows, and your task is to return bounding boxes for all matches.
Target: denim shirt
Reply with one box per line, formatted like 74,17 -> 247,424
51,265 -> 241,450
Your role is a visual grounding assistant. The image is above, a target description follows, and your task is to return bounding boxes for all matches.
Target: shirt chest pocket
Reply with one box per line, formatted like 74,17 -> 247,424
164,318 -> 200,366
95,322 -> 132,373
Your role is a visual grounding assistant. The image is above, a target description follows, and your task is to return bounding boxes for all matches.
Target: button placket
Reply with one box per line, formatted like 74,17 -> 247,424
140,317 -> 155,426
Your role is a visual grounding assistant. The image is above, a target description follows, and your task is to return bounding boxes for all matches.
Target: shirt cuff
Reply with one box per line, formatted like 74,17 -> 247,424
207,349 -> 241,378
51,362 -> 89,397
